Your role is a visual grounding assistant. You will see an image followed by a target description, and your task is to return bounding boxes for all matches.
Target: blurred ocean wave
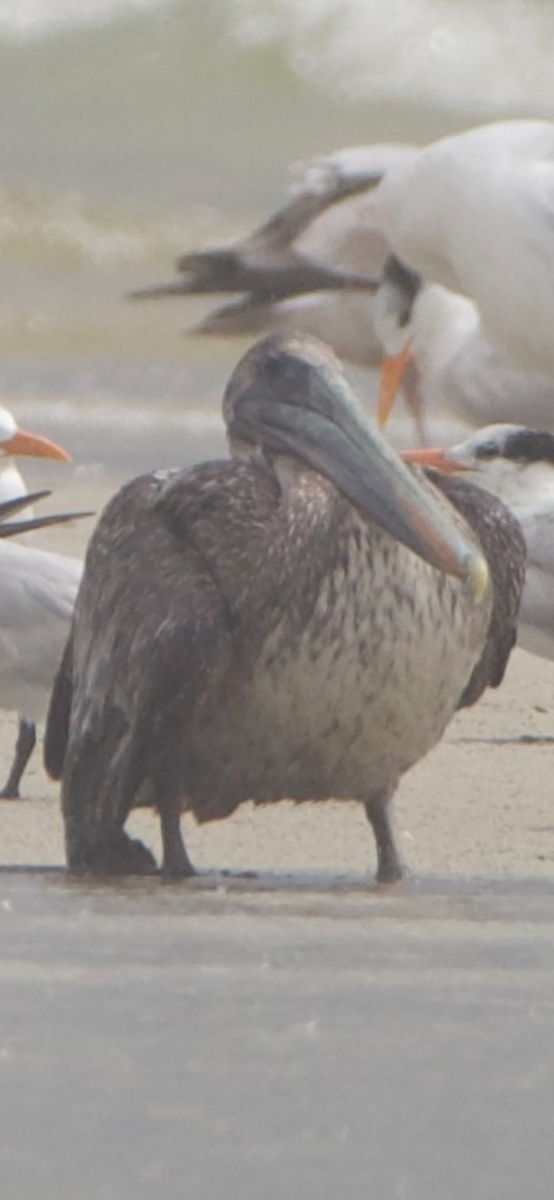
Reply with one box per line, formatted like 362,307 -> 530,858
1,0 -> 553,113
0,187 -> 191,268
0,0 -> 172,39
1,0 -> 553,466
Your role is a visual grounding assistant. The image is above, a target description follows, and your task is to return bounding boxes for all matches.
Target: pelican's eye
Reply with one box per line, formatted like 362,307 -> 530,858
263,352 -> 287,381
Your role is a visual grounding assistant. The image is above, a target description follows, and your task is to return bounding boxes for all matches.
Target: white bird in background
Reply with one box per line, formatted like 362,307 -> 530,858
131,142 -> 418,372
404,425 -> 554,662
0,405 -> 69,510
372,119 -> 554,381
373,256 -> 554,438
136,123 -> 554,440
0,538 -> 82,797
0,410 -> 84,798
132,140 -> 426,437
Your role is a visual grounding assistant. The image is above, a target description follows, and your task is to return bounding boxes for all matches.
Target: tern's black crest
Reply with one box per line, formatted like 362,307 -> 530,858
477,427 -> 554,466
381,254 -> 423,326
45,335 -> 525,883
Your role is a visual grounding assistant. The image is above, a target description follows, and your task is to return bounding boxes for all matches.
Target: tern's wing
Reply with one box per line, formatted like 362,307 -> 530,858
515,506 -> 554,660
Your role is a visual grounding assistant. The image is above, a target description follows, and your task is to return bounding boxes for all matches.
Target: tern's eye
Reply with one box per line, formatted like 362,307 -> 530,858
476,443 -> 498,461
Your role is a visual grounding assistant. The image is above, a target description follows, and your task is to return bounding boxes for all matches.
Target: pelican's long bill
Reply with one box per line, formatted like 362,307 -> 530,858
230,341 -> 489,600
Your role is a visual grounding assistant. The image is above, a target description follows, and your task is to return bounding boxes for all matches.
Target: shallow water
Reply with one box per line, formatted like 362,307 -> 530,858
1,870 -> 554,1200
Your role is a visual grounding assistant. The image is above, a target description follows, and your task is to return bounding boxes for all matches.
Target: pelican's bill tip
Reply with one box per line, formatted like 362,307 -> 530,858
467,551 -> 489,604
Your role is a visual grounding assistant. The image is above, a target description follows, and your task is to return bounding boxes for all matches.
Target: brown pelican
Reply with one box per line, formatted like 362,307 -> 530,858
45,335 -> 524,883
405,425 -> 554,663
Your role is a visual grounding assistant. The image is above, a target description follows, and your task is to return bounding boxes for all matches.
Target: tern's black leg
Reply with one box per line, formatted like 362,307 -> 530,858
0,717 -> 37,799
159,798 -> 195,878
364,786 -> 405,884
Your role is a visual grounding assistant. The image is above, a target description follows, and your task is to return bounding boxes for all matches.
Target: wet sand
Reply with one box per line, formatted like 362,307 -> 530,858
2,514 -> 554,1200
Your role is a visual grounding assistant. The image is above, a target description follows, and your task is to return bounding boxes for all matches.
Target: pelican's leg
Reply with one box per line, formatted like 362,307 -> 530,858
0,717 -> 36,799
364,786 -> 405,884
159,799 -> 196,878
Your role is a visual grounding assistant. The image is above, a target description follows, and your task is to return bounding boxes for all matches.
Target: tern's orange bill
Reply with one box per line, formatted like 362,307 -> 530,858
401,447 -> 470,475
377,341 -> 412,428
1,430 -> 70,462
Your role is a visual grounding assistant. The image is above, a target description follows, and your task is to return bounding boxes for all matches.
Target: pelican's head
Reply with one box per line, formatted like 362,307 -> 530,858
223,333 -> 488,597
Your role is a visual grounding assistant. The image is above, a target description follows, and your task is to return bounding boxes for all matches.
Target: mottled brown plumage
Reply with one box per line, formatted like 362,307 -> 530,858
432,473 -> 526,709
45,335 -> 525,882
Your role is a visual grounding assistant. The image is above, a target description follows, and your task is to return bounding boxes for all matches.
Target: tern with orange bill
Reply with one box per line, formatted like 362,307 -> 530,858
0,405 -> 72,516
374,257 -> 554,439
404,425 -> 554,662
372,120 -> 554,382
0,412 -> 88,798
45,335 -> 524,882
